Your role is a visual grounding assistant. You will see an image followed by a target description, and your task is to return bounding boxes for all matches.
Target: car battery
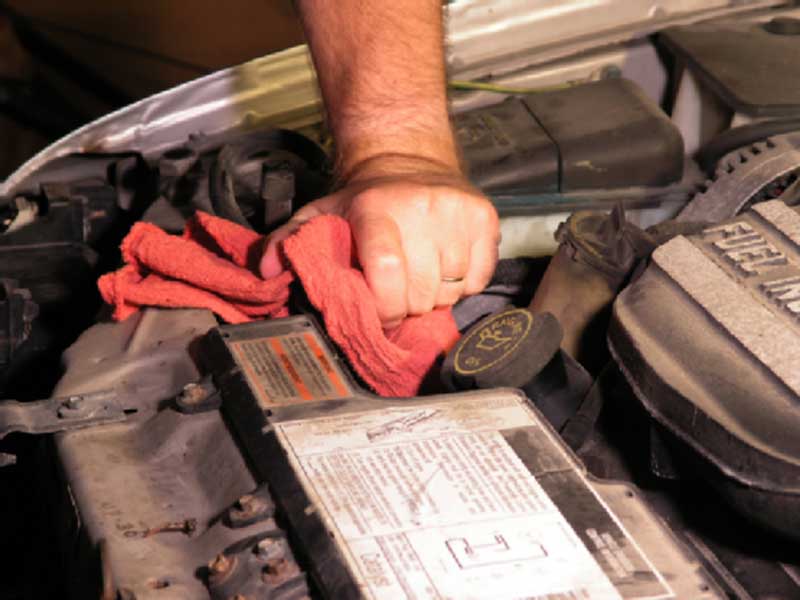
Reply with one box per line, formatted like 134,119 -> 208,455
203,315 -> 721,599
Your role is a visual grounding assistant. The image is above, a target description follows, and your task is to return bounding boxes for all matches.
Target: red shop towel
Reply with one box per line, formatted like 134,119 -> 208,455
98,212 -> 460,397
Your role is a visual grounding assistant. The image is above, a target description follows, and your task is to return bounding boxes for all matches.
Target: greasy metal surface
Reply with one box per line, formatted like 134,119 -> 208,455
51,309 -> 244,599
50,309 -> 307,598
53,308 -> 217,411
57,409 -> 279,599
678,133 -> 800,222
0,390 -> 130,443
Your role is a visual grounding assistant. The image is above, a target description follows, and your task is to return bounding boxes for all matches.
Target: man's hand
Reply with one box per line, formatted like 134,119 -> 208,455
279,0 -> 499,326
260,158 -> 499,328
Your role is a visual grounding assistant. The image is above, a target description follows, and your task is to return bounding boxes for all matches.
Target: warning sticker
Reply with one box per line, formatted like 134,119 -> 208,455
230,331 -> 351,407
276,396 -> 673,600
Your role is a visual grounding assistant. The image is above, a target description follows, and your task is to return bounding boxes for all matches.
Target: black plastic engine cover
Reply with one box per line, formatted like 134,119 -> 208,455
609,200 -> 800,538
455,78 -> 684,194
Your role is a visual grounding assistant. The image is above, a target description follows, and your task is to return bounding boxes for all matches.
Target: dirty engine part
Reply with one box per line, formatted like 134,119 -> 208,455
610,199 -> 800,539
529,207 -> 654,373
455,78 -> 684,194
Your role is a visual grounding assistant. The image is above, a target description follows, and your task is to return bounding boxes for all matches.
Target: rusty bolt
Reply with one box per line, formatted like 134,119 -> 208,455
229,493 -> 268,521
255,537 -> 284,561
237,494 -> 256,512
262,557 -> 299,585
179,382 -> 208,405
209,553 -> 232,574
208,554 -> 236,583
207,553 -> 236,586
256,537 -> 275,552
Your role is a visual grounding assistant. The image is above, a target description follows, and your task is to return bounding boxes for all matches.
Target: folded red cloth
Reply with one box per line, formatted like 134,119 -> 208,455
98,212 -> 459,397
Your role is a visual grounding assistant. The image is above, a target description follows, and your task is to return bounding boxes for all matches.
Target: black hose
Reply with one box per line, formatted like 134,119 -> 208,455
697,119 -> 800,174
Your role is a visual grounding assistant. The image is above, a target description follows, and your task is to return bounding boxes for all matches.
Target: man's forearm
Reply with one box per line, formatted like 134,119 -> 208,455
264,2 -> 499,325
295,0 -> 460,179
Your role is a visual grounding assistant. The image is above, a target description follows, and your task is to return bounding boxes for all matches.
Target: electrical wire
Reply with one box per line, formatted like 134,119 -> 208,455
448,79 -> 575,94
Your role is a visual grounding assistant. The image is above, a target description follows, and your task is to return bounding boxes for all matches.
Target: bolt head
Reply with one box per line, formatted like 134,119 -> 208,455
180,383 -> 208,405
228,492 -> 272,527
207,552 -> 237,587
262,557 -> 299,585
65,396 -> 83,409
255,537 -> 284,560
208,553 -> 231,574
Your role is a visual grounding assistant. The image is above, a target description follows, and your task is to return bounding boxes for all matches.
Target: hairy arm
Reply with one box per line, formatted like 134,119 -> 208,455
261,0 -> 500,327
296,0 -> 459,178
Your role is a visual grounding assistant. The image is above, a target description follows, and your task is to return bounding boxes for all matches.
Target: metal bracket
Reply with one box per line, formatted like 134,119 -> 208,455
0,390 -> 133,466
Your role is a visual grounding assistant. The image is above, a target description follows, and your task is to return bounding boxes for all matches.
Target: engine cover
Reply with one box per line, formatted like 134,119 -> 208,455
609,199 -> 800,537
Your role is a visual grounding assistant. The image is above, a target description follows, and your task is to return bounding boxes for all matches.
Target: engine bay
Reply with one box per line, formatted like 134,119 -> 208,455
3,4 -> 800,599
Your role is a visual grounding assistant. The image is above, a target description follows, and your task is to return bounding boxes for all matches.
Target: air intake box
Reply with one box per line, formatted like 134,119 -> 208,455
609,200 -> 800,538
454,78 -> 684,194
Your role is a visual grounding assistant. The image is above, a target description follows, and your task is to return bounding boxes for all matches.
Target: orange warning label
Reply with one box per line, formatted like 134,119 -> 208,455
230,331 -> 352,408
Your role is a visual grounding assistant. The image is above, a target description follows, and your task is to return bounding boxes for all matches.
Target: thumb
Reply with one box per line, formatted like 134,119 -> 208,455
259,222 -> 296,279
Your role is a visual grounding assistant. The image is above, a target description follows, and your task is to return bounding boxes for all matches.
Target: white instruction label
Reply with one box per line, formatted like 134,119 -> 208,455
276,396 -> 625,599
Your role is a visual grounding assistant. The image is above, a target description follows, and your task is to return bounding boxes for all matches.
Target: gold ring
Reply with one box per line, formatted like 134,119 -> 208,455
441,276 -> 465,283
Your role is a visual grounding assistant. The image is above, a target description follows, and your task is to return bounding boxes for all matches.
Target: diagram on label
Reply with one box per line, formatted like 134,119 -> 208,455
446,531 -> 547,569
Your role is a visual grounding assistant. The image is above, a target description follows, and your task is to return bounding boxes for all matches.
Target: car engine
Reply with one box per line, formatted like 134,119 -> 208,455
2,3 -> 800,599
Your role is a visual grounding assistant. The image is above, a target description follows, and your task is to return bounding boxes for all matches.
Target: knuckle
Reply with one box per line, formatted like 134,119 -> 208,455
440,249 -> 469,273
434,191 -> 463,215
370,249 -> 404,273
407,275 -> 438,314
474,200 -> 499,230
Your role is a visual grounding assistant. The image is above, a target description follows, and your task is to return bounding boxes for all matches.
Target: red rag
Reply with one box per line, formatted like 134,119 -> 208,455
98,212 -> 459,397
283,216 -> 460,396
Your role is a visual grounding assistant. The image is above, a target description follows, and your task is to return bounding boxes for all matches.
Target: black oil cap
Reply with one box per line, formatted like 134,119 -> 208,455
442,307 -> 592,430
442,308 -> 562,391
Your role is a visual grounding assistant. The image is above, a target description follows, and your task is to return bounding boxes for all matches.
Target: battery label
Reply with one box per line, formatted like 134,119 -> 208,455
276,396 -> 672,600
230,331 -> 351,407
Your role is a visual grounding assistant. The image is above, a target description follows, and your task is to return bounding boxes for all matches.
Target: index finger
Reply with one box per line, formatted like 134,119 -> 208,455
350,213 -> 409,327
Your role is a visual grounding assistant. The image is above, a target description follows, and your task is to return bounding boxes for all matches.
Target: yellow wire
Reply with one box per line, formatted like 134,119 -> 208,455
448,79 -> 575,94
